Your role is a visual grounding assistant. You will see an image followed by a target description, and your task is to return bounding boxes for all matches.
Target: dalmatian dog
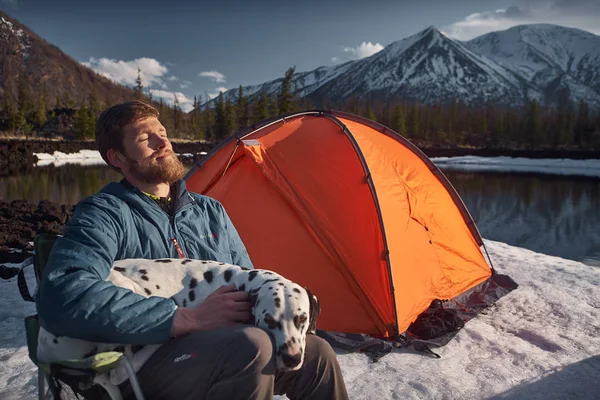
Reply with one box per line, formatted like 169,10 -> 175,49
37,258 -> 321,387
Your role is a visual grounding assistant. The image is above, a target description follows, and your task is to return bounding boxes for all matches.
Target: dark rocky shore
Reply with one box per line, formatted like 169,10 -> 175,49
0,199 -> 73,264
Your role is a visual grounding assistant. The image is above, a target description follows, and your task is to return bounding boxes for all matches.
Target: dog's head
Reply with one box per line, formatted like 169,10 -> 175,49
251,280 -> 320,371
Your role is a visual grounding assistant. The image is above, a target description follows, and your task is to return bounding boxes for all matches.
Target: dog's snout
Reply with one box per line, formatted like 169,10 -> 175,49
280,352 -> 302,368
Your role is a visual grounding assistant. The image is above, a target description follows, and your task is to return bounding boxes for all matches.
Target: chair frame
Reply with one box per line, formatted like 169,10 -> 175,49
26,233 -> 146,400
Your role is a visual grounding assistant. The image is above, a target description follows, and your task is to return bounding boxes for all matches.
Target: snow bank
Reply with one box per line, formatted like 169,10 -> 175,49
1,240 -> 599,399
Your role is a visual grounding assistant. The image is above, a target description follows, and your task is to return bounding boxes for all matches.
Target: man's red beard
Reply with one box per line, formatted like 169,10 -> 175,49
125,149 -> 185,185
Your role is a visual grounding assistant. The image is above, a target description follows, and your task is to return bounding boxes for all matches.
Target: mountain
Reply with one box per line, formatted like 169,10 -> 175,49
464,24 -> 600,106
0,11 -> 135,109
208,24 -> 600,109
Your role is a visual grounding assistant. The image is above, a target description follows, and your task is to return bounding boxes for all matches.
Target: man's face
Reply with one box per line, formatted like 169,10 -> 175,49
119,117 -> 184,185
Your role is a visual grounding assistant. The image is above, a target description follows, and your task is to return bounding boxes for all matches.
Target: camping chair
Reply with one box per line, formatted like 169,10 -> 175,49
23,233 -> 146,400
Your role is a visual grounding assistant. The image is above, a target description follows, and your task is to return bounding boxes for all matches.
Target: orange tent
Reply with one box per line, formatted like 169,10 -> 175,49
185,110 -> 513,340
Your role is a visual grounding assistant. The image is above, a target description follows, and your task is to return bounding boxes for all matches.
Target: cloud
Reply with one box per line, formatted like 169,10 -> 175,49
208,87 -> 229,100
342,42 -> 384,59
167,75 -> 179,81
199,70 -> 226,83
149,89 -> 194,112
180,80 -> 192,89
443,0 -> 600,40
83,57 -> 169,89
331,57 -> 340,63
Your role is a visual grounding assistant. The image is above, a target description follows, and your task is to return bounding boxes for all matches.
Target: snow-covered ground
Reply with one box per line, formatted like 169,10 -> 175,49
33,151 -> 600,178
33,150 -> 204,167
1,240 -> 599,399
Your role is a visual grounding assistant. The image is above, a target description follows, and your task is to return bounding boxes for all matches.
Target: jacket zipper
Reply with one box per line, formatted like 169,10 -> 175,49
169,214 -> 187,259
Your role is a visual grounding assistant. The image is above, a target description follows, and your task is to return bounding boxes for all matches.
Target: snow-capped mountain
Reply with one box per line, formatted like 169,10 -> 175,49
464,24 -> 600,106
207,24 -> 600,108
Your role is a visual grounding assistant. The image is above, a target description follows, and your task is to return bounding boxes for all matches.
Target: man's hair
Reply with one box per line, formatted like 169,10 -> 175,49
95,100 -> 159,169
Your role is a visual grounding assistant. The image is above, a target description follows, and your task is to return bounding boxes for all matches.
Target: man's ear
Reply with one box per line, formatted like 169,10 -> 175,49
304,287 -> 321,334
107,148 -> 125,170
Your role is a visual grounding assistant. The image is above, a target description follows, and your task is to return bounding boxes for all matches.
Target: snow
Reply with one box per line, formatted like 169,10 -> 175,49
30,151 -> 600,179
1,240 -> 599,399
32,150 -> 207,167
432,156 -> 600,177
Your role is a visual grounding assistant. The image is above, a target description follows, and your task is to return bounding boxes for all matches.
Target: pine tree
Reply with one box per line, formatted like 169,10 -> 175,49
278,67 -> 296,115
173,94 -> 181,135
225,98 -> 237,135
35,89 -> 48,127
134,68 -> 144,100
214,92 -> 227,140
3,91 -> 16,132
526,99 -> 542,147
252,89 -> 270,123
364,99 -> 376,121
236,85 -> 249,129
407,103 -> 420,139
575,100 -> 591,145
392,104 -> 406,136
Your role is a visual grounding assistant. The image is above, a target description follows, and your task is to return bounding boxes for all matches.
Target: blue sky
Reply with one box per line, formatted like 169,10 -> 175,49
1,0 -> 598,111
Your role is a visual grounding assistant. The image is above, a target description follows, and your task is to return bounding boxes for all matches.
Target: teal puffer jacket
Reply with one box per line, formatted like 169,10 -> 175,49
36,179 -> 253,345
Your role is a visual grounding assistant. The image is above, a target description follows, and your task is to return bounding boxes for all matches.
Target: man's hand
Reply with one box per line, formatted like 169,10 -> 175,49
172,285 -> 252,337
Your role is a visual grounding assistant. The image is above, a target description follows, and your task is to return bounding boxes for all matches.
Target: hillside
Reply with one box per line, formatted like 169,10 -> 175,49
0,11 -> 136,110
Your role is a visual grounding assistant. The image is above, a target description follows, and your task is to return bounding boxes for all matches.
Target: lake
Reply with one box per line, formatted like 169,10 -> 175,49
1,164 -> 599,267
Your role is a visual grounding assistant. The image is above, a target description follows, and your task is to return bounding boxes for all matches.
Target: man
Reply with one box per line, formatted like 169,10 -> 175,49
36,100 -> 348,400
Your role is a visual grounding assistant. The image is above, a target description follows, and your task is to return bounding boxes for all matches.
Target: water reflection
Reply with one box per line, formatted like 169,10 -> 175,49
0,164 -> 193,205
442,170 -> 600,266
1,165 -> 599,266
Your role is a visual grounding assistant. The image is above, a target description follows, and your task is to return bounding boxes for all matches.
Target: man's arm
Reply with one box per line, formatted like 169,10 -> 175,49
36,197 -> 177,345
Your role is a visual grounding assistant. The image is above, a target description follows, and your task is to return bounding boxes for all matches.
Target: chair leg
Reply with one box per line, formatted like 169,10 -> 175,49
121,357 -> 146,400
38,369 -> 46,400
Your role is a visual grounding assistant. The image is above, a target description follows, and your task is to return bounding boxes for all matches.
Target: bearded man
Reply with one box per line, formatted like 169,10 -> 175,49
35,101 -> 348,400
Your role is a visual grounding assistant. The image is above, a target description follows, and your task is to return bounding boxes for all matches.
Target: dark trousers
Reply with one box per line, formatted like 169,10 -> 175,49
119,326 -> 349,400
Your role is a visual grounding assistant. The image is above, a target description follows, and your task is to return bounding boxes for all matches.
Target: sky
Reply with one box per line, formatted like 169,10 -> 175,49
1,0 -> 599,112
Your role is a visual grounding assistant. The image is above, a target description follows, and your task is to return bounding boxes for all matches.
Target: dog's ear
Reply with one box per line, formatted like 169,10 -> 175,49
304,287 -> 321,334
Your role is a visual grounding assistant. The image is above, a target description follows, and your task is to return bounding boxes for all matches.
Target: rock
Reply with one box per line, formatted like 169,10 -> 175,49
0,199 -> 74,264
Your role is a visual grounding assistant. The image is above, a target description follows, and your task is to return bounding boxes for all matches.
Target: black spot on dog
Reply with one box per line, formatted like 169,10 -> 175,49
141,275 -> 149,281
189,290 -> 196,302
139,269 -> 148,274
291,337 -> 296,343
156,285 -> 160,290
113,266 -> 126,273
224,270 -> 233,282
183,299 -> 187,307
144,288 -> 152,295
263,314 -> 282,330
264,271 -> 273,275
182,259 -> 192,264
53,338 -> 58,344
288,294 -> 292,298
293,288 -> 301,293
255,299 -> 260,307
203,270 -> 213,283
201,261 -> 208,264
273,292 -> 278,296
238,283 -> 246,292
278,282 -> 284,286
240,266 -> 250,271
219,262 -> 225,265
261,279 -> 278,286
248,271 -> 258,281
269,286 -> 273,290
274,297 -> 281,308
155,259 -> 172,263
189,278 -> 198,289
